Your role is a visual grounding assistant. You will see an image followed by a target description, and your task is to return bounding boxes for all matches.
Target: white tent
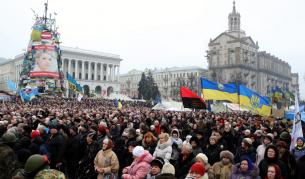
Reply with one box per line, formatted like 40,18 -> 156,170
105,93 -> 134,101
211,102 -> 248,113
153,101 -> 192,111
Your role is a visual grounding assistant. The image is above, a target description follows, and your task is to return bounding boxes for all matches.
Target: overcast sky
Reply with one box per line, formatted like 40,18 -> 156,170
0,0 -> 304,98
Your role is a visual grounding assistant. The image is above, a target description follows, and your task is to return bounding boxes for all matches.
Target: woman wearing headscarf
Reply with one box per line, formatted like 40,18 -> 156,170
230,156 -> 260,179
94,138 -> 120,179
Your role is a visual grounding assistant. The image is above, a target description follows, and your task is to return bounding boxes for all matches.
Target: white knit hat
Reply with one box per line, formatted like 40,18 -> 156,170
161,163 -> 175,175
196,153 -> 208,164
132,146 -> 144,157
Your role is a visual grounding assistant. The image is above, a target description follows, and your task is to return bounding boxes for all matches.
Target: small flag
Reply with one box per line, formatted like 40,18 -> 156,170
77,93 -> 83,102
290,91 -> 304,151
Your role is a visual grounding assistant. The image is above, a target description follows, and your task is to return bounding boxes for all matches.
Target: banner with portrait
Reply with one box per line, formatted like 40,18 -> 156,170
29,45 -> 59,78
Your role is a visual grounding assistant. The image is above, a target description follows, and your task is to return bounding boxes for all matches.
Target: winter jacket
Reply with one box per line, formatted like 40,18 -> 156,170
122,150 -> 153,179
94,148 -> 120,179
292,145 -> 305,161
234,146 -> 256,164
210,161 -> 233,179
204,144 -> 222,165
153,139 -> 172,163
229,163 -> 260,179
47,132 -> 65,168
296,155 -> 305,179
175,153 -> 195,179
170,129 -> 183,149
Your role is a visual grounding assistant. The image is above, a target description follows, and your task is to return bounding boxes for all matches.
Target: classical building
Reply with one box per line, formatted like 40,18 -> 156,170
206,1 -> 299,96
0,46 -> 122,96
120,66 -> 208,100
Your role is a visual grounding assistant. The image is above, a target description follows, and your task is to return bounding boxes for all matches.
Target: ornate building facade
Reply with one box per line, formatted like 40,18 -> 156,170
207,1 -> 299,96
120,66 -> 208,100
0,46 -> 122,96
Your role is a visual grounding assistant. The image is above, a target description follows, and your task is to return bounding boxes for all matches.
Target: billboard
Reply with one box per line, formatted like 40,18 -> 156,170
29,45 -> 59,78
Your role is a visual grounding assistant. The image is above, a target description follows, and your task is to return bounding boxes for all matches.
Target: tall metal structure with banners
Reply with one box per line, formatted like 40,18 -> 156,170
19,1 -> 64,96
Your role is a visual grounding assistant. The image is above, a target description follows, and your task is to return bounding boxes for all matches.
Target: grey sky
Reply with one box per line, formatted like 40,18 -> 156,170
0,0 -> 304,98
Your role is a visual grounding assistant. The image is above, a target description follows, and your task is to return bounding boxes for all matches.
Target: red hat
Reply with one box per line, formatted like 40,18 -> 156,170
31,130 -> 40,139
190,162 -> 205,176
98,125 -> 107,134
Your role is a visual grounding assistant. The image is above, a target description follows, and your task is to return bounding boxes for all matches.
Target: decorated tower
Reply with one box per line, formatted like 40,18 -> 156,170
19,2 -> 64,96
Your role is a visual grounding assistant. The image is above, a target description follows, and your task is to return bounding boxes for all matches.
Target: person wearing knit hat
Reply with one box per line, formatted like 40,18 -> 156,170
22,154 -> 50,178
122,146 -> 153,179
146,157 -> 165,178
186,162 -> 205,179
156,163 -> 175,179
210,150 -> 234,179
292,137 -> 305,161
31,130 -> 40,140
94,138 -> 120,179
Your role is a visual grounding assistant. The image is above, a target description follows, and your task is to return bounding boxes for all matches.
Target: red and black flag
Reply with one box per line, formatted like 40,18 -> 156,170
180,86 -> 206,109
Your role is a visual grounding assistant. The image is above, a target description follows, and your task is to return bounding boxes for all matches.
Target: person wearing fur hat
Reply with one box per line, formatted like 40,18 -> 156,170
146,157 -> 165,179
210,150 -> 234,179
258,145 -> 287,179
190,136 -> 203,156
142,131 -> 157,155
153,133 -> 172,163
195,153 -> 210,179
122,146 -> 153,179
230,156 -> 260,179
204,135 -> 222,165
292,137 -> 305,161
185,162 -> 206,179
234,138 -> 256,164
94,138 -> 120,179
256,133 -> 273,166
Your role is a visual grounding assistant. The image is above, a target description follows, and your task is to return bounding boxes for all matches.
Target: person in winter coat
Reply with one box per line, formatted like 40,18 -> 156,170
295,154 -> 305,179
256,134 -> 273,166
170,129 -> 183,149
78,132 -> 99,179
230,157 -> 260,179
292,137 -> 305,161
258,145 -> 287,179
204,136 -> 222,165
94,138 -> 120,179
263,164 -> 283,179
195,153 -> 210,179
146,157 -> 165,179
185,162 -> 206,179
122,146 -> 153,179
142,131 -> 157,155
175,143 -> 195,179
210,150 -> 234,179
276,141 -> 296,179
153,133 -> 172,163
47,124 -> 65,170
234,138 -> 256,164
66,126 -> 81,179
190,136 -> 203,156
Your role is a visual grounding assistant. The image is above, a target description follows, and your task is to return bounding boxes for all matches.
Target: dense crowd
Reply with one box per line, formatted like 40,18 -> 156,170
0,97 -> 305,179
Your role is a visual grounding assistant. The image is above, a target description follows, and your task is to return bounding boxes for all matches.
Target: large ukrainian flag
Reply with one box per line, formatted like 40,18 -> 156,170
201,78 -> 238,103
239,85 -> 271,116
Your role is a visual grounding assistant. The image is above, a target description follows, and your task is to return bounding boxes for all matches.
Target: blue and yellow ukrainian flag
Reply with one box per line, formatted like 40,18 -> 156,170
239,85 -> 271,116
201,78 -> 238,103
67,72 -> 83,92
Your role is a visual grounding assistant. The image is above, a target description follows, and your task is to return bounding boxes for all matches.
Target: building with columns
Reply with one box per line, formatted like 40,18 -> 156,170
0,46 -> 122,96
120,66 -> 208,100
206,1 -> 299,96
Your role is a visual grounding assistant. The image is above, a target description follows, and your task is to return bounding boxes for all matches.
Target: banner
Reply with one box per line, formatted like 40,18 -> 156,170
67,72 -> 83,92
19,87 -> 38,102
239,85 -> 271,116
290,92 -> 304,151
201,78 -> 238,103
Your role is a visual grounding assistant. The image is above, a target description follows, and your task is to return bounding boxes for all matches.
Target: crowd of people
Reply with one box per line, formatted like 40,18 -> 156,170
0,97 -> 305,179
